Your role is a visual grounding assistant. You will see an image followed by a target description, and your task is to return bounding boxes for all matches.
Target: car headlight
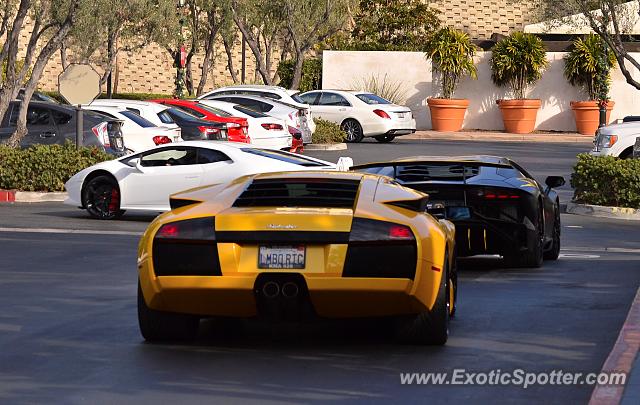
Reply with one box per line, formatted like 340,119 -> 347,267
598,134 -> 618,149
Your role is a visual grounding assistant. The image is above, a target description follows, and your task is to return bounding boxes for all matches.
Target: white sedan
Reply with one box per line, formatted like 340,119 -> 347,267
64,141 -> 346,219
197,100 -> 292,150
297,90 -> 416,143
83,106 -> 181,153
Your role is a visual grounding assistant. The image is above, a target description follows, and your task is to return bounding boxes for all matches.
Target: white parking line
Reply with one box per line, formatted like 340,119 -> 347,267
562,247 -> 640,254
0,227 -> 141,236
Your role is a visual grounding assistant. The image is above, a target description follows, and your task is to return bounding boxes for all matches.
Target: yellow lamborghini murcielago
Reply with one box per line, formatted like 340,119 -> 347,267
137,171 -> 458,345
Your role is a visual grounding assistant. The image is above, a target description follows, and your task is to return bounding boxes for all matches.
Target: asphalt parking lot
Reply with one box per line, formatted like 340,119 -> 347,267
2,139 -> 639,404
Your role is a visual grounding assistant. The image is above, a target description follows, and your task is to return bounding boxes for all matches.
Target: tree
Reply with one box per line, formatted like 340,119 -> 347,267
531,0 -> 640,91
230,0 -> 288,85
336,0 -> 441,51
64,0 -> 180,97
0,0 -> 81,147
282,0 -> 356,89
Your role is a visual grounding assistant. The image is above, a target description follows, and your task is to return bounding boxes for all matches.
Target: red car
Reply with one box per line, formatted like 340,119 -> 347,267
151,99 -> 250,143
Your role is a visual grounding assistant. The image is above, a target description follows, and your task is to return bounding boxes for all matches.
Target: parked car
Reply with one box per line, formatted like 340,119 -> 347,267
297,90 -> 416,143
64,141 -> 345,219
354,155 -> 565,268
591,121 -> 640,159
162,107 -> 228,141
198,84 -> 316,135
0,100 -> 125,155
83,106 -> 182,153
197,100 -> 296,151
136,171 -> 456,345
88,99 -> 181,138
150,99 -> 249,143
202,94 -> 312,144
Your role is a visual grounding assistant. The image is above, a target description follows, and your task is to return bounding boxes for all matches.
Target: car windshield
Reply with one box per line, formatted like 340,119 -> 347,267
196,103 -> 232,117
241,148 -> 328,167
120,110 -> 156,128
356,93 -> 392,105
233,105 -> 268,118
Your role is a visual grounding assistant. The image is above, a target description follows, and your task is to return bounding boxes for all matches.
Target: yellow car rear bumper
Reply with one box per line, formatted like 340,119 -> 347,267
139,259 -> 435,318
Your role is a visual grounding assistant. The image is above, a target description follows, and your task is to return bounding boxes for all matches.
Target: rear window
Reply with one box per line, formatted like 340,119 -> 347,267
396,164 -> 480,182
157,110 -> 175,124
172,105 -> 206,119
241,148 -> 328,167
356,93 -> 392,105
197,103 -> 232,117
233,105 -> 268,118
120,110 -> 156,128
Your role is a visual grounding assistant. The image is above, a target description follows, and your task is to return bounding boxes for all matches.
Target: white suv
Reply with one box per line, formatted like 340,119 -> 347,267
198,85 -> 316,135
591,121 -> 640,159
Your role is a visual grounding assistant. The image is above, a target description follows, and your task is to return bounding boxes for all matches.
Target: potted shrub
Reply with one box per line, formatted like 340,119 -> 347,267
425,27 -> 477,131
564,34 -> 617,135
490,32 -> 548,134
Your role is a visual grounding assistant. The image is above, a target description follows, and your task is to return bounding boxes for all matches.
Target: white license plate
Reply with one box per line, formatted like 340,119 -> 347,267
397,113 -> 405,119
258,245 -> 305,269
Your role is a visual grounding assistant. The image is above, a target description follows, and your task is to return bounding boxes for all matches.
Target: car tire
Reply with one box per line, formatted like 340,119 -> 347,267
505,208 -> 544,268
544,203 -> 561,261
82,175 -> 125,220
395,252 -> 450,345
374,134 -> 396,143
341,119 -> 364,143
137,281 -> 199,342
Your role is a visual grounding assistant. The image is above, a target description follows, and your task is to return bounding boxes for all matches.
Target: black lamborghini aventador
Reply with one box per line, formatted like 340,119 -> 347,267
354,156 -> 565,268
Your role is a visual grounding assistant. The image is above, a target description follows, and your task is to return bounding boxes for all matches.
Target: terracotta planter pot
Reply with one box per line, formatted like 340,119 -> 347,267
570,101 -> 615,136
427,98 -> 469,132
497,99 -> 541,134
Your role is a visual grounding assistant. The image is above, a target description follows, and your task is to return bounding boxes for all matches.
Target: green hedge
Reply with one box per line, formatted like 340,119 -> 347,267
571,154 -> 640,208
39,91 -> 172,103
277,58 -> 322,92
0,142 -> 113,192
312,118 -> 346,144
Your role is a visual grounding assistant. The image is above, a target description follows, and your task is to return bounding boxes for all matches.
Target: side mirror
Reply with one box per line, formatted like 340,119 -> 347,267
128,158 -> 145,173
545,176 -> 565,189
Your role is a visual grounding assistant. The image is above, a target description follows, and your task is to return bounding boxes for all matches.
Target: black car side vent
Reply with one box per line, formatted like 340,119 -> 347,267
386,196 -> 429,212
233,179 -> 360,208
169,198 -> 202,210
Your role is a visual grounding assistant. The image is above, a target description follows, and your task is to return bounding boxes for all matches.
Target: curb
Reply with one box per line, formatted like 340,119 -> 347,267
589,287 -> 640,405
566,202 -> 640,221
404,131 -> 594,143
304,143 -> 348,151
0,190 -> 67,203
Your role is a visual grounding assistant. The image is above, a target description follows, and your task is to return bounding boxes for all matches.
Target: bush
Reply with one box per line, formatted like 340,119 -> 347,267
0,142 -> 113,192
277,59 -> 322,92
571,154 -> 640,208
351,73 -> 407,104
312,118 -> 346,144
564,34 -> 616,101
490,32 -> 548,99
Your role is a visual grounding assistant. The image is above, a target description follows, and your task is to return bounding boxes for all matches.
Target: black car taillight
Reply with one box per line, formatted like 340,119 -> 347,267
152,217 -> 221,276
343,218 -> 417,279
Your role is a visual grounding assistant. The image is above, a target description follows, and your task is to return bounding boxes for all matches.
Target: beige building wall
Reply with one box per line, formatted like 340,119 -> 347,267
433,0 -> 536,39
323,50 -> 640,132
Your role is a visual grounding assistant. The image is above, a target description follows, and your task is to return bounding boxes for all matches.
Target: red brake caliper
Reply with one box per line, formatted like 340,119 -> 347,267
108,188 -> 119,213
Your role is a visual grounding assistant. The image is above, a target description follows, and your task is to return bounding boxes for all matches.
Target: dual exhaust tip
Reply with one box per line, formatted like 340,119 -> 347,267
262,281 -> 299,299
